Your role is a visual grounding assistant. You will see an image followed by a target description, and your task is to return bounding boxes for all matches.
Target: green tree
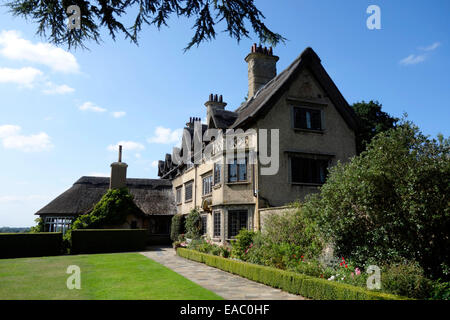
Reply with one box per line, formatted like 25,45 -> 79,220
352,100 -> 398,154
29,218 -> 44,233
64,188 -> 141,242
304,121 -> 450,280
5,0 -> 285,50
185,208 -> 202,239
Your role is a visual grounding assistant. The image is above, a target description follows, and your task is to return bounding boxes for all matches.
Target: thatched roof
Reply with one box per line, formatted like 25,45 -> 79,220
36,176 -> 175,217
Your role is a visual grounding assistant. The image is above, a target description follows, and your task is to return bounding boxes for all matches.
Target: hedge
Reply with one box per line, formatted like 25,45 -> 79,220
71,229 -> 147,254
177,248 -> 408,300
0,232 -> 62,259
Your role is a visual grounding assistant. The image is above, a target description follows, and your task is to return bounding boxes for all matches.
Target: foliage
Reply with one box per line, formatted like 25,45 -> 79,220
6,0 -> 285,50
231,228 -> 256,260
262,203 -> 324,258
303,121 -> 450,280
352,100 -> 398,154
184,209 -> 202,239
187,238 -> 230,257
177,248 -> 406,300
29,218 -> 44,233
0,226 -> 31,233
64,188 -> 141,242
381,261 -> 433,300
170,214 -> 184,242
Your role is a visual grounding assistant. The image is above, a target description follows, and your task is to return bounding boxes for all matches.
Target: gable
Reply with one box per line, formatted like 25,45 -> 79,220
231,47 -> 358,131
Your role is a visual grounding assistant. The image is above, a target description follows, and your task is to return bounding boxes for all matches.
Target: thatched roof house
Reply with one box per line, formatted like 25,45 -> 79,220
36,176 -> 174,217
36,147 -> 176,244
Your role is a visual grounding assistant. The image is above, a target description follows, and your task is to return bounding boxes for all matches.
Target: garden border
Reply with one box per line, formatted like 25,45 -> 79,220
177,248 -> 408,300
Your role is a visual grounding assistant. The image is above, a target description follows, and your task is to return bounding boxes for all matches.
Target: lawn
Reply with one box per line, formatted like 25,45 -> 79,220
0,252 -> 222,300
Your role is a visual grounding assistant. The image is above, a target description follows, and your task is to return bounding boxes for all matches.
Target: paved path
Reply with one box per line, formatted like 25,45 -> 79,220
140,246 -> 306,300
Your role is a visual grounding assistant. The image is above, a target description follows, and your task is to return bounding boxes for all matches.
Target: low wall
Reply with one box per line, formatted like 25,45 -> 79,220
259,206 -> 296,230
0,232 -> 62,259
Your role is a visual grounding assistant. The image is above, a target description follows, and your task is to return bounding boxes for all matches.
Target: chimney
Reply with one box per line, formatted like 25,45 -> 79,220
205,94 -> 227,127
245,43 -> 279,98
186,117 -> 202,128
110,145 -> 128,189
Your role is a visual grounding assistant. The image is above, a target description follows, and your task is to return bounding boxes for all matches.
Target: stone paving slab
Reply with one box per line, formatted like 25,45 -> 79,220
140,246 -> 306,300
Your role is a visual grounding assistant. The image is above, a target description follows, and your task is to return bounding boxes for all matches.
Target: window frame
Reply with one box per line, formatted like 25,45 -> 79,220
213,211 -> 221,238
227,210 -> 248,239
227,157 -> 247,183
289,155 -> 330,185
202,175 -> 213,196
214,162 -> 222,185
201,215 -> 207,235
175,186 -> 182,204
292,106 -> 324,132
184,181 -> 193,202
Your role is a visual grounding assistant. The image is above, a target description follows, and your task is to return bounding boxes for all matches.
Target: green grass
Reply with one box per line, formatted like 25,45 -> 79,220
0,252 -> 222,300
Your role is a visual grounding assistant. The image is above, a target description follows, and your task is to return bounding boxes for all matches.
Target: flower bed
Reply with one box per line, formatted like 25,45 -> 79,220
177,248 -> 406,300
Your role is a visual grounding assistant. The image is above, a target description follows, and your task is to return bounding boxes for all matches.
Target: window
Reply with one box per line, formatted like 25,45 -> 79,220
294,107 -> 322,130
201,215 -> 207,235
213,211 -> 221,237
214,163 -> 221,184
228,158 -> 247,182
176,187 -> 182,204
291,157 -> 329,184
228,210 -> 248,238
202,175 -> 213,195
44,216 -> 73,234
185,182 -> 193,202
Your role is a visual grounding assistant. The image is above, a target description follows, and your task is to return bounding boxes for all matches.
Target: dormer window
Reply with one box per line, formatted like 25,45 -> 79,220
293,107 -> 322,131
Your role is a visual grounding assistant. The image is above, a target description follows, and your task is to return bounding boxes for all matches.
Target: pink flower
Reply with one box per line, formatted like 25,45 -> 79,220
355,268 -> 361,276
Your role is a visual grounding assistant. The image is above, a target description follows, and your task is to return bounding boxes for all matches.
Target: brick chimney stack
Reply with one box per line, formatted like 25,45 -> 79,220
110,145 -> 128,189
205,94 -> 227,127
245,44 -> 279,98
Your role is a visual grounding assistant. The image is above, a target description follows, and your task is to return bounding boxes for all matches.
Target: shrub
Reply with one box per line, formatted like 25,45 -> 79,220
185,209 -> 202,239
177,248 -> 406,300
381,261 -> 434,299
0,232 -> 62,258
29,217 -> 44,233
65,188 -> 141,244
170,214 -> 184,242
263,204 -> 324,259
71,229 -> 147,254
231,229 -> 256,260
304,121 -> 450,280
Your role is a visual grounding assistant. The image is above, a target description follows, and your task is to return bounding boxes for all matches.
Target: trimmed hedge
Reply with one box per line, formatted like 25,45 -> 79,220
0,232 -> 62,259
177,248 -> 408,300
71,229 -> 147,254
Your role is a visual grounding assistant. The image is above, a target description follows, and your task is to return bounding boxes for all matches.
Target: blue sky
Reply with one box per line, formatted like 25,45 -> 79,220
0,0 -> 449,227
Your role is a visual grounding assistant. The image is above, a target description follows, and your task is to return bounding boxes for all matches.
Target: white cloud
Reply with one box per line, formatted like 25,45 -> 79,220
147,126 -> 183,144
151,160 -> 159,168
420,42 -> 441,51
399,54 -> 427,66
79,101 -> 107,113
0,124 -> 53,152
135,153 -> 142,159
0,30 -> 79,73
111,111 -> 126,118
107,141 -> 145,152
0,67 -> 43,87
42,82 -> 75,95
0,124 -> 21,138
